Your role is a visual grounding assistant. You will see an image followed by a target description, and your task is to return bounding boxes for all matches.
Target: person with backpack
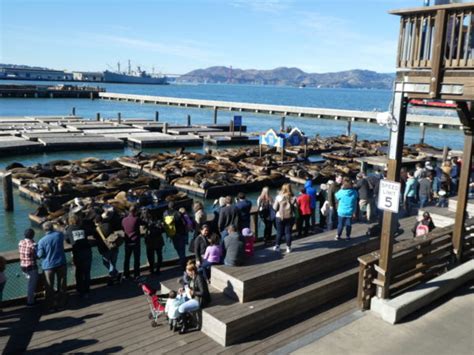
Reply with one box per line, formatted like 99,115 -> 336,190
144,210 -> 164,275
273,183 -> 297,254
122,205 -> 143,280
257,187 -> 274,245
296,187 -> 311,238
65,214 -> 92,298
412,212 -> 435,238
335,177 -> 358,241
163,201 -> 187,270
418,172 -> 433,209
235,192 -> 252,230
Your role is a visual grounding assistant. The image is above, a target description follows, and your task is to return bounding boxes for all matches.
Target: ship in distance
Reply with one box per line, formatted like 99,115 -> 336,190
103,61 -> 168,85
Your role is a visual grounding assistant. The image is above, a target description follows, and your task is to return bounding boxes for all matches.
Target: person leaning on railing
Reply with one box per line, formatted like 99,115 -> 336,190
36,222 -> 67,312
18,228 -> 39,307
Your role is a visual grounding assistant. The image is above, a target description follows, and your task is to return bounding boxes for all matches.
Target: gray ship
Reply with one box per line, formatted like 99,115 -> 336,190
103,61 -> 168,85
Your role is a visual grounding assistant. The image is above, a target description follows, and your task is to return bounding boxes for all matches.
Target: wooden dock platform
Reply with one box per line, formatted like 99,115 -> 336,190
99,92 -> 462,129
127,133 -> 203,148
0,84 -> 104,99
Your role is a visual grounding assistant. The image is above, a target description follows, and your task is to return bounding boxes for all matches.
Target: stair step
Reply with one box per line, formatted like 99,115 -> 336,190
211,224 -> 380,303
202,266 -> 359,346
448,196 -> 474,216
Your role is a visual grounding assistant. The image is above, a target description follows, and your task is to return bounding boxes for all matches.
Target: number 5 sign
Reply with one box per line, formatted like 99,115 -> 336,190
377,180 -> 401,213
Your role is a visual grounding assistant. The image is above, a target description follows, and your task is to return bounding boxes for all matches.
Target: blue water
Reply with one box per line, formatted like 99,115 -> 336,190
0,80 -> 464,300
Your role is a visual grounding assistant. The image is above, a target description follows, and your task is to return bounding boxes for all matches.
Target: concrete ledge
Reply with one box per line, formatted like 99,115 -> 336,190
371,259 -> 474,324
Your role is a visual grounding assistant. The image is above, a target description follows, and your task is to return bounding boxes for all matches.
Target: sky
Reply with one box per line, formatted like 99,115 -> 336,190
0,0 -> 422,74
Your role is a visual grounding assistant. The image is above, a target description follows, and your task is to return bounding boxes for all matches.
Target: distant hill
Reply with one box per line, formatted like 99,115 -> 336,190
178,66 -> 394,89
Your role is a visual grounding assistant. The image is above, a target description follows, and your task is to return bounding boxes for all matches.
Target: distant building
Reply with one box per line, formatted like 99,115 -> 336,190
72,71 -> 104,82
0,66 -> 73,81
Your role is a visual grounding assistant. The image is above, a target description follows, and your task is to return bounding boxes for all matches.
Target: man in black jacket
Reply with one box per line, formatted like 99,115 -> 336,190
163,202 -> 187,270
356,172 -> 373,223
218,196 -> 240,235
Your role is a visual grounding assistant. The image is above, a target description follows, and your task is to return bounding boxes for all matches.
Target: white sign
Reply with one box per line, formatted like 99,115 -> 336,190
377,179 -> 401,213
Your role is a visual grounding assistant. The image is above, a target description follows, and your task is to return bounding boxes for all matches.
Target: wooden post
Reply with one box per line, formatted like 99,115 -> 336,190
346,119 -> 352,136
163,122 -> 169,134
72,107 -> 76,116
213,107 -> 218,124
452,102 -> 474,261
442,145 -> 449,161
230,119 -> 234,136
117,112 -> 122,124
280,116 -> 286,132
351,133 -> 358,151
155,111 -> 159,122
3,172 -> 13,211
187,114 -> 191,127
429,10 -> 448,98
96,112 -> 100,121
377,90 -> 408,299
419,125 -> 426,144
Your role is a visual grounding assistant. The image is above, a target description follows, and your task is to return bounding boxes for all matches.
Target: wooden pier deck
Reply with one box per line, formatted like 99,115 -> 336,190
99,92 -> 462,129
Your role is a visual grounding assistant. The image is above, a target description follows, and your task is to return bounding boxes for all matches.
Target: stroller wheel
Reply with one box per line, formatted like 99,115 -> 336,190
148,312 -> 153,320
151,320 -> 158,328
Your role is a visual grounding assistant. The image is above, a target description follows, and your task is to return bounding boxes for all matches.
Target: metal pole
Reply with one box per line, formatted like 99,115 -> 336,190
187,114 -> 191,127
96,112 -> 100,121
377,90 -> 408,299
213,107 -> 218,125
280,116 -> 286,132
3,172 -> 14,211
155,111 -> 159,122
442,145 -> 449,161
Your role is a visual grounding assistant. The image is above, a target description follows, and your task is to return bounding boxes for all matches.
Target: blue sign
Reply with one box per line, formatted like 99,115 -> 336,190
286,128 -> 307,147
234,115 -> 242,128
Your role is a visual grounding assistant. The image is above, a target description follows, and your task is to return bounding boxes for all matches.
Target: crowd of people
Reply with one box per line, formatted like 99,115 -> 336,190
3,156 -> 472,319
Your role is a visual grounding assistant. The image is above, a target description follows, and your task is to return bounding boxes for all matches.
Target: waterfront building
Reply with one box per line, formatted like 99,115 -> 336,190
0,65 -> 73,81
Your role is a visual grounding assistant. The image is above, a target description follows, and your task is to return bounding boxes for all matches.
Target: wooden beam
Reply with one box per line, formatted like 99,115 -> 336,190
429,9 -> 447,99
377,91 -> 408,299
453,102 -> 474,260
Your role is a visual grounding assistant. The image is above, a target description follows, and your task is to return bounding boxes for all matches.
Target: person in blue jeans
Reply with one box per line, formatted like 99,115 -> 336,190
335,177 -> 358,241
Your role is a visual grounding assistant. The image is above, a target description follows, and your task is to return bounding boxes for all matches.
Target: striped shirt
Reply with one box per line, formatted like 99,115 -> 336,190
18,239 -> 37,269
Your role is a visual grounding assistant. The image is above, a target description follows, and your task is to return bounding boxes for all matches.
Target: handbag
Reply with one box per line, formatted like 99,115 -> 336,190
320,201 -> 330,217
96,225 -> 124,250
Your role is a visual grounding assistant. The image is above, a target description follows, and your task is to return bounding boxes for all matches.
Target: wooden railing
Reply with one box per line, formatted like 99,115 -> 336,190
357,217 -> 474,310
392,3 -> 474,70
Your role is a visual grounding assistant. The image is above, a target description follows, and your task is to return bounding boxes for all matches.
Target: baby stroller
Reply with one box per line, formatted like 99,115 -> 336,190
140,282 -> 167,328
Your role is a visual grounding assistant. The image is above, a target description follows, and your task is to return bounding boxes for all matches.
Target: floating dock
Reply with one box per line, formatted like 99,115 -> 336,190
0,84 -> 104,99
99,92 -> 462,129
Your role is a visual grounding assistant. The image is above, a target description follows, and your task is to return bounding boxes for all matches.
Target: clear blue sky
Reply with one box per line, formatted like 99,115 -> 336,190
0,0 -> 420,74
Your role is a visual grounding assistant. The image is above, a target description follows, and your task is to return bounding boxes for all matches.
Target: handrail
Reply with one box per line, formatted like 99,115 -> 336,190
357,217 -> 474,309
390,3 -> 474,16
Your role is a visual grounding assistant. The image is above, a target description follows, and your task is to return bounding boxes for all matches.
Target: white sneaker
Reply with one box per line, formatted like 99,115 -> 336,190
286,246 -> 292,254
335,235 -> 341,240
273,245 -> 280,252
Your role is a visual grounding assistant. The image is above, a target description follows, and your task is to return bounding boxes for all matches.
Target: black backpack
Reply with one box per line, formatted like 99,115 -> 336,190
258,199 -> 271,220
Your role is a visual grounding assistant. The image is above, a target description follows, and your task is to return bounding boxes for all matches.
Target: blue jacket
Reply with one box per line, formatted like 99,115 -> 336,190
304,180 -> 317,209
37,231 -> 66,270
335,188 -> 358,217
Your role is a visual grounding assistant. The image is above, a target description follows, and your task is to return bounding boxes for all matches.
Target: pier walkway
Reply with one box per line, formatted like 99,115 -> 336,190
99,92 -> 462,129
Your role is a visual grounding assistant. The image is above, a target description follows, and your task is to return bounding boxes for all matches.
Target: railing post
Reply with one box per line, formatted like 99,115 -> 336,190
377,89 -> 408,299
452,102 -> 474,261
2,172 -> 14,211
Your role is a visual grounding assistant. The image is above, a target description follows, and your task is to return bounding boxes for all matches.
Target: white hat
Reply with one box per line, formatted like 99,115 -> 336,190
327,180 -> 334,185
320,183 -> 328,191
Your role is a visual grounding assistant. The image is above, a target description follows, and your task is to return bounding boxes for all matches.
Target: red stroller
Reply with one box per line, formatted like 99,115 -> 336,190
141,282 -> 167,327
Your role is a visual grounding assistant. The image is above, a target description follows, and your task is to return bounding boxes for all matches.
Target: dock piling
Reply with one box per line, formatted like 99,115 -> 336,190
187,114 -> 191,127
213,107 -> 218,124
96,113 -> 101,121
346,119 -> 352,136
155,111 -> 159,122
2,172 -> 14,211
419,125 -> 426,144
230,119 -> 235,136
280,116 -> 286,132
442,145 -> 449,161
118,112 -> 122,124
163,122 -> 169,134
72,107 -> 76,116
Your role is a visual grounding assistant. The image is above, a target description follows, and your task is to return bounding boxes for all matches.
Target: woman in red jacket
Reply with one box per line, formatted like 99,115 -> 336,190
297,188 -> 312,238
